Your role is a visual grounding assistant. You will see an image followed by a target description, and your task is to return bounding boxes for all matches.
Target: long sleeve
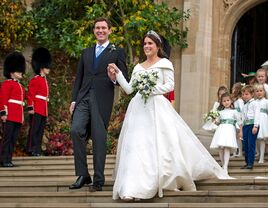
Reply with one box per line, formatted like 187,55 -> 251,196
0,81 -> 10,116
27,78 -> 38,109
116,71 -> 134,95
152,68 -> 174,95
254,101 -> 260,127
72,50 -> 85,102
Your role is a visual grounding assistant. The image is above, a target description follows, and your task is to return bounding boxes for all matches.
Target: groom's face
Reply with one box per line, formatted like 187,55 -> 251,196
93,21 -> 112,45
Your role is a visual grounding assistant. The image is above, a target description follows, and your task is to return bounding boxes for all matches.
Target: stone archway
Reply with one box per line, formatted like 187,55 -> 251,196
230,1 -> 268,83
214,0 -> 267,87
179,0 -> 268,132
207,0 -> 267,113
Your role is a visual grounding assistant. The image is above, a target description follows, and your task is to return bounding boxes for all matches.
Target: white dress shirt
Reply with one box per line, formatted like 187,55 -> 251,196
242,98 -> 260,127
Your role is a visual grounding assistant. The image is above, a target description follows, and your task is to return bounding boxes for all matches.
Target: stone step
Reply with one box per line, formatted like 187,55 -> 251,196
1,178 -> 268,192
2,161 -> 268,170
1,190 -> 268,203
0,169 -> 113,176
12,155 -> 116,160
8,160 -> 268,167
0,164 -> 114,172
11,156 -> 115,166
3,155 -> 268,207
1,168 -> 267,179
1,203 -> 268,208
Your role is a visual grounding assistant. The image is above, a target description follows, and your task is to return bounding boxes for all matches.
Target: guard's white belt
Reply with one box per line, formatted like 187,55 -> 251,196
8,99 -> 25,106
35,95 -> 49,102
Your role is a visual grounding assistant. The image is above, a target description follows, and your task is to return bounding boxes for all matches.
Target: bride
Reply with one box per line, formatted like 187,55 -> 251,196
107,31 -> 230,201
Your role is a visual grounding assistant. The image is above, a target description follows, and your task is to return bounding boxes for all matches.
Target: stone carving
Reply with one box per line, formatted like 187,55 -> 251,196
223,0 -> 239,9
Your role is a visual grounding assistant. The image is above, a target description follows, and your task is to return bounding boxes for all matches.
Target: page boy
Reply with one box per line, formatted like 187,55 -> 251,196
241,85 -> 260,169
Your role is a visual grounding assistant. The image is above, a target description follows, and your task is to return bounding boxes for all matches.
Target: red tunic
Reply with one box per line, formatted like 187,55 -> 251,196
164,90 -> 175,102
27,75 -> 49,117
0,79 -> 25,123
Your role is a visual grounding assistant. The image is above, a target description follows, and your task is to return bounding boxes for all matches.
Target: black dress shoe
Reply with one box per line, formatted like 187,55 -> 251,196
89,184 -> 102,192
69,176 -> 92,189
1,162 -> 15,167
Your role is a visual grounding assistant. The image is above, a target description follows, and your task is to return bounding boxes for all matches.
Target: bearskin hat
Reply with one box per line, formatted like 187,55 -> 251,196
31,47 -> 52,74
3,52 -> 26,79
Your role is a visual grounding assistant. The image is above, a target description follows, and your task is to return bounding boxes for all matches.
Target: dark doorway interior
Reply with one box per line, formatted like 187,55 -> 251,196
231,1 -> 268,84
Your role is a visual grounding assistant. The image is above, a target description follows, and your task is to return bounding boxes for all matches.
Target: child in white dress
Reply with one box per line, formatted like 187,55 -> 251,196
255,69 -> 268,156
254,84 -> 268,163
203,86 -> 228,131
210,92 -> 241,174
231,82 -> 244,157
256,68 -> 268,95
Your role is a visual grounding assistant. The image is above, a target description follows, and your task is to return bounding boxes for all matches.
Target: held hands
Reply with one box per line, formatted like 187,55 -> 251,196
107,63 -> 120,81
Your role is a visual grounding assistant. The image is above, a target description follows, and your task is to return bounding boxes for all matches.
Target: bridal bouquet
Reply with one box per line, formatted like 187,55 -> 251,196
202,109 -> 219,131
203,110 -> 219,122
132,71 -> 159,104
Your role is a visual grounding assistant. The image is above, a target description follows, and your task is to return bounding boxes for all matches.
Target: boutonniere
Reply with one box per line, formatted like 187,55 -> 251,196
109,44 -> 116,53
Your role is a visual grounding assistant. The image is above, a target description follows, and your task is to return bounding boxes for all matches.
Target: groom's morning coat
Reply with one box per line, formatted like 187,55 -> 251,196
72,44 -> 128,128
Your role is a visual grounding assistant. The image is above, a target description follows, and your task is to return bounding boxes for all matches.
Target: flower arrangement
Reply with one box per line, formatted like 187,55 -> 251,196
109,44 -> 116,52
44,133 -> 73,156
203,110 -> 219,122
132,71 -> 159,104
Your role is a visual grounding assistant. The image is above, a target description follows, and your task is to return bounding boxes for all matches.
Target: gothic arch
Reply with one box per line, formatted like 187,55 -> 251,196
219,0 -> 267,82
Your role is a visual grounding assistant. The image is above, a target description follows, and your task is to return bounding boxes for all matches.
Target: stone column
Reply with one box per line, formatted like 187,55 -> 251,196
180,0 -> 213,131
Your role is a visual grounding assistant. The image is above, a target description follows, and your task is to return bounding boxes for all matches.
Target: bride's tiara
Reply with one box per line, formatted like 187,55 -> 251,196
147,30 -> 162,43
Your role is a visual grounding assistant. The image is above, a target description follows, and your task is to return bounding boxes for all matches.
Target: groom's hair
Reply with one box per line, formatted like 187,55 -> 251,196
93,17 -> 112,29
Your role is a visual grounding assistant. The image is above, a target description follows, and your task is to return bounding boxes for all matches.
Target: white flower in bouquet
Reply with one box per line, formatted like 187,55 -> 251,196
132,71 -> 159,104
203,110 -> 219,122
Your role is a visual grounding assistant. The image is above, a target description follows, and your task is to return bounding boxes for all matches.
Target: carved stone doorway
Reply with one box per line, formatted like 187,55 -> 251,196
230,1 -> 268,84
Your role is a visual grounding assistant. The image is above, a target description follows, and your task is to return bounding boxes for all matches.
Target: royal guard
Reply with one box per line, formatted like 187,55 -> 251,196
26,47 -> 52,156
0,52 -> 26,167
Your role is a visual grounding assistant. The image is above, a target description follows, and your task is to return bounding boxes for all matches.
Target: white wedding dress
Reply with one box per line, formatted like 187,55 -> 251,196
112,58 -> 230,200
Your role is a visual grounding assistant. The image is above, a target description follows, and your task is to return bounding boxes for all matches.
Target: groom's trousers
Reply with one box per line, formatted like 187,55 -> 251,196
70,90 -> 107,186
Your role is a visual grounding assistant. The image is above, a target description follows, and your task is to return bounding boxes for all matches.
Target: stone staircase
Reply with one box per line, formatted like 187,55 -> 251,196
1,153 -> 268,207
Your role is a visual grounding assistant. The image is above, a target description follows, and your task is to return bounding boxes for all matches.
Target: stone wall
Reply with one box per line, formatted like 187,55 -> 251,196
178,0 -> 266,132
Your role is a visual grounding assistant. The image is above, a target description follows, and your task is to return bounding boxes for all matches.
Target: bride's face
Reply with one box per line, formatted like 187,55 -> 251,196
143,37 -> 159,57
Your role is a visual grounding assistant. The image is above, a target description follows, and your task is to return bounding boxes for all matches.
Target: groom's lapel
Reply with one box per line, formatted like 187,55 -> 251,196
88,45 -> 95,70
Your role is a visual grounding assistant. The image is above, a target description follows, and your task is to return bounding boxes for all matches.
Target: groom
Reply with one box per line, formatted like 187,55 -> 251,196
69,17 -> 128,191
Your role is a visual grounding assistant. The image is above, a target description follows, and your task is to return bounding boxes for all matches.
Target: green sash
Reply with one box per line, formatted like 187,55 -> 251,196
220,119 -> 236,126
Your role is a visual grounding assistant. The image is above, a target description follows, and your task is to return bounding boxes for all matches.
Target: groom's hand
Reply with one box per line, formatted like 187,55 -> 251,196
107,68 -> 116,81
69,102 -> 75,115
